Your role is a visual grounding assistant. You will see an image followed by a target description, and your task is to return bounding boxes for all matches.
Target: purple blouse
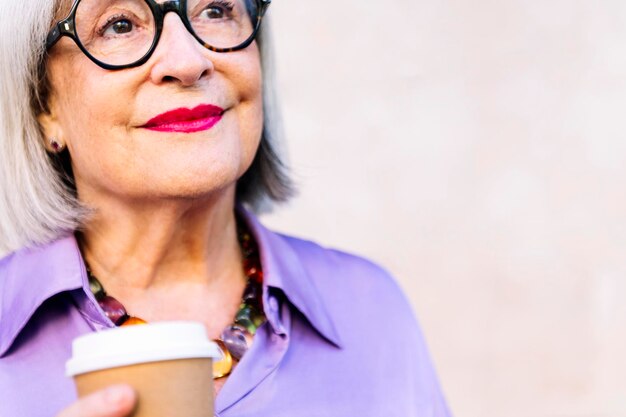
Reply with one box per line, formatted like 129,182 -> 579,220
0,208 -> 452,416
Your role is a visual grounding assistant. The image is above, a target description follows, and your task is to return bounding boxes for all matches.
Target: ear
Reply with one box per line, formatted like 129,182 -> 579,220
37,108 -> 66,153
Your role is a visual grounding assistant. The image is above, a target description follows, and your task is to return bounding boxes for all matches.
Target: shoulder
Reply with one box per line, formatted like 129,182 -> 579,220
0,247 -> 29,284
0,250 -> 16,273
273,233 -> 452,415
0,239 -> 59,273
243,208 -> 407,313
0,237 -> 76,283
276,233 -> 417,329
0,243 -> 27,269
0,235 -> 80,275
280,233 -> 399,286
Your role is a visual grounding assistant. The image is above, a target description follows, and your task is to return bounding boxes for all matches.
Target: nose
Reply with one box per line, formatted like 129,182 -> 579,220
148,13 -> 214,86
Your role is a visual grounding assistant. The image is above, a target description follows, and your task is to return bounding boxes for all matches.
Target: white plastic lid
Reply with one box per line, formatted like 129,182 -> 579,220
66,321 -> 221,377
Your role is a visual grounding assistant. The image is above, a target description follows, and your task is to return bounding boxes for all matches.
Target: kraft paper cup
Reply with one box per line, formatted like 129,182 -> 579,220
66,321 -> 221,417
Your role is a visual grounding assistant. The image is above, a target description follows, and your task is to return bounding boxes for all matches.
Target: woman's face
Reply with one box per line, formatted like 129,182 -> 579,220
40,5 -> 263,203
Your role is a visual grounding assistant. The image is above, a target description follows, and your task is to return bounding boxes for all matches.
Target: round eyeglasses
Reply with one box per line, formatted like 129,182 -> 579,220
45,0 -> 271,70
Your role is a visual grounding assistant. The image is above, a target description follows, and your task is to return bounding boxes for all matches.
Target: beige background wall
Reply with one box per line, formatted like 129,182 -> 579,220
263,1 -> 626,417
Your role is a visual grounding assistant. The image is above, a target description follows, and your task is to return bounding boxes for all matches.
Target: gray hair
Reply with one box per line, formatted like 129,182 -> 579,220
0,0 -> 294,256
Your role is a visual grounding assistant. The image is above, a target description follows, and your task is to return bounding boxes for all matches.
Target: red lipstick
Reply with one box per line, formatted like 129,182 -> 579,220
142,104 -> 224,133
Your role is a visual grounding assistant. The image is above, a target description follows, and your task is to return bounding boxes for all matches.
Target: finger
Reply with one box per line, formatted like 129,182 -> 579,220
57,384 -> 137,417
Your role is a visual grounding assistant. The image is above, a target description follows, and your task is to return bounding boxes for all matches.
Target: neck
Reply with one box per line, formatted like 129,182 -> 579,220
77,187 -> 245,299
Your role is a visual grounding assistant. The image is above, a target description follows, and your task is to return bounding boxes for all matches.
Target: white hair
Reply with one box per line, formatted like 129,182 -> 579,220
0,0 -> 294,257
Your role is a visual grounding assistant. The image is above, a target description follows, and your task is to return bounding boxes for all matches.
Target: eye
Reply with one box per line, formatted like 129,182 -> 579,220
199,1 -> 234,20
100,16 -> 134,36
107,19 -> 132,34
202,7 -> 224,19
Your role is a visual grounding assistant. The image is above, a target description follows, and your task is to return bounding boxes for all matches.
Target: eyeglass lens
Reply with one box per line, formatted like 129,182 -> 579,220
74,0 -> 258,66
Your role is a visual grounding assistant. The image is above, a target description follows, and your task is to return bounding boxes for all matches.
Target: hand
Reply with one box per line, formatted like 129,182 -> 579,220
56,384 -> 137,417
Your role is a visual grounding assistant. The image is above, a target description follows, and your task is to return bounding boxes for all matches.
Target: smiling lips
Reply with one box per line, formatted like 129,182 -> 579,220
142,104 -> 224,133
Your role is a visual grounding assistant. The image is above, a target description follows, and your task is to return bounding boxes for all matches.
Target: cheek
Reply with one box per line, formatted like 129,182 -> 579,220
52,64 -> 136,163
50,57 -> 132,149
237,93 -> 264,169
59,89 -> 133,184
230,50 -> 264,171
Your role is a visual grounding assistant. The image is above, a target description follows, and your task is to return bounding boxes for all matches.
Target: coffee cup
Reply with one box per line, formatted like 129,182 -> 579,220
66,321 -> 221,417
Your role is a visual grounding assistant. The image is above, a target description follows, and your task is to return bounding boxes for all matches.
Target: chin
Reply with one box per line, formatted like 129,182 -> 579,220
89,140 -> 256,202
140,165 -> 242,200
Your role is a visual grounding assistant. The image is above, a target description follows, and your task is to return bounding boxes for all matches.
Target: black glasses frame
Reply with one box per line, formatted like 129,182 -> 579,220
45,0 -> 271,70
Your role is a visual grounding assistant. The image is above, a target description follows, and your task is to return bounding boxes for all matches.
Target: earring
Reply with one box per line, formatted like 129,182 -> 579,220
49,138 -> 65,153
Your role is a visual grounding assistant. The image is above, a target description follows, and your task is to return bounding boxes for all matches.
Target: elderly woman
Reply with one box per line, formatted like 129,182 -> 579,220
0,0 -> 452,416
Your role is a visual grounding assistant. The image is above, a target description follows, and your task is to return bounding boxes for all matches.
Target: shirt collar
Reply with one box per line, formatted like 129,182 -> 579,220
0,236 -> 85,357
237,206 -> 342,348
0,207 -> 342,357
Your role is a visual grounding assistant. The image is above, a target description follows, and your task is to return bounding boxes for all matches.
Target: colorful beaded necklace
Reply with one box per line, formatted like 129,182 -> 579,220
83,221 -> 266,379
